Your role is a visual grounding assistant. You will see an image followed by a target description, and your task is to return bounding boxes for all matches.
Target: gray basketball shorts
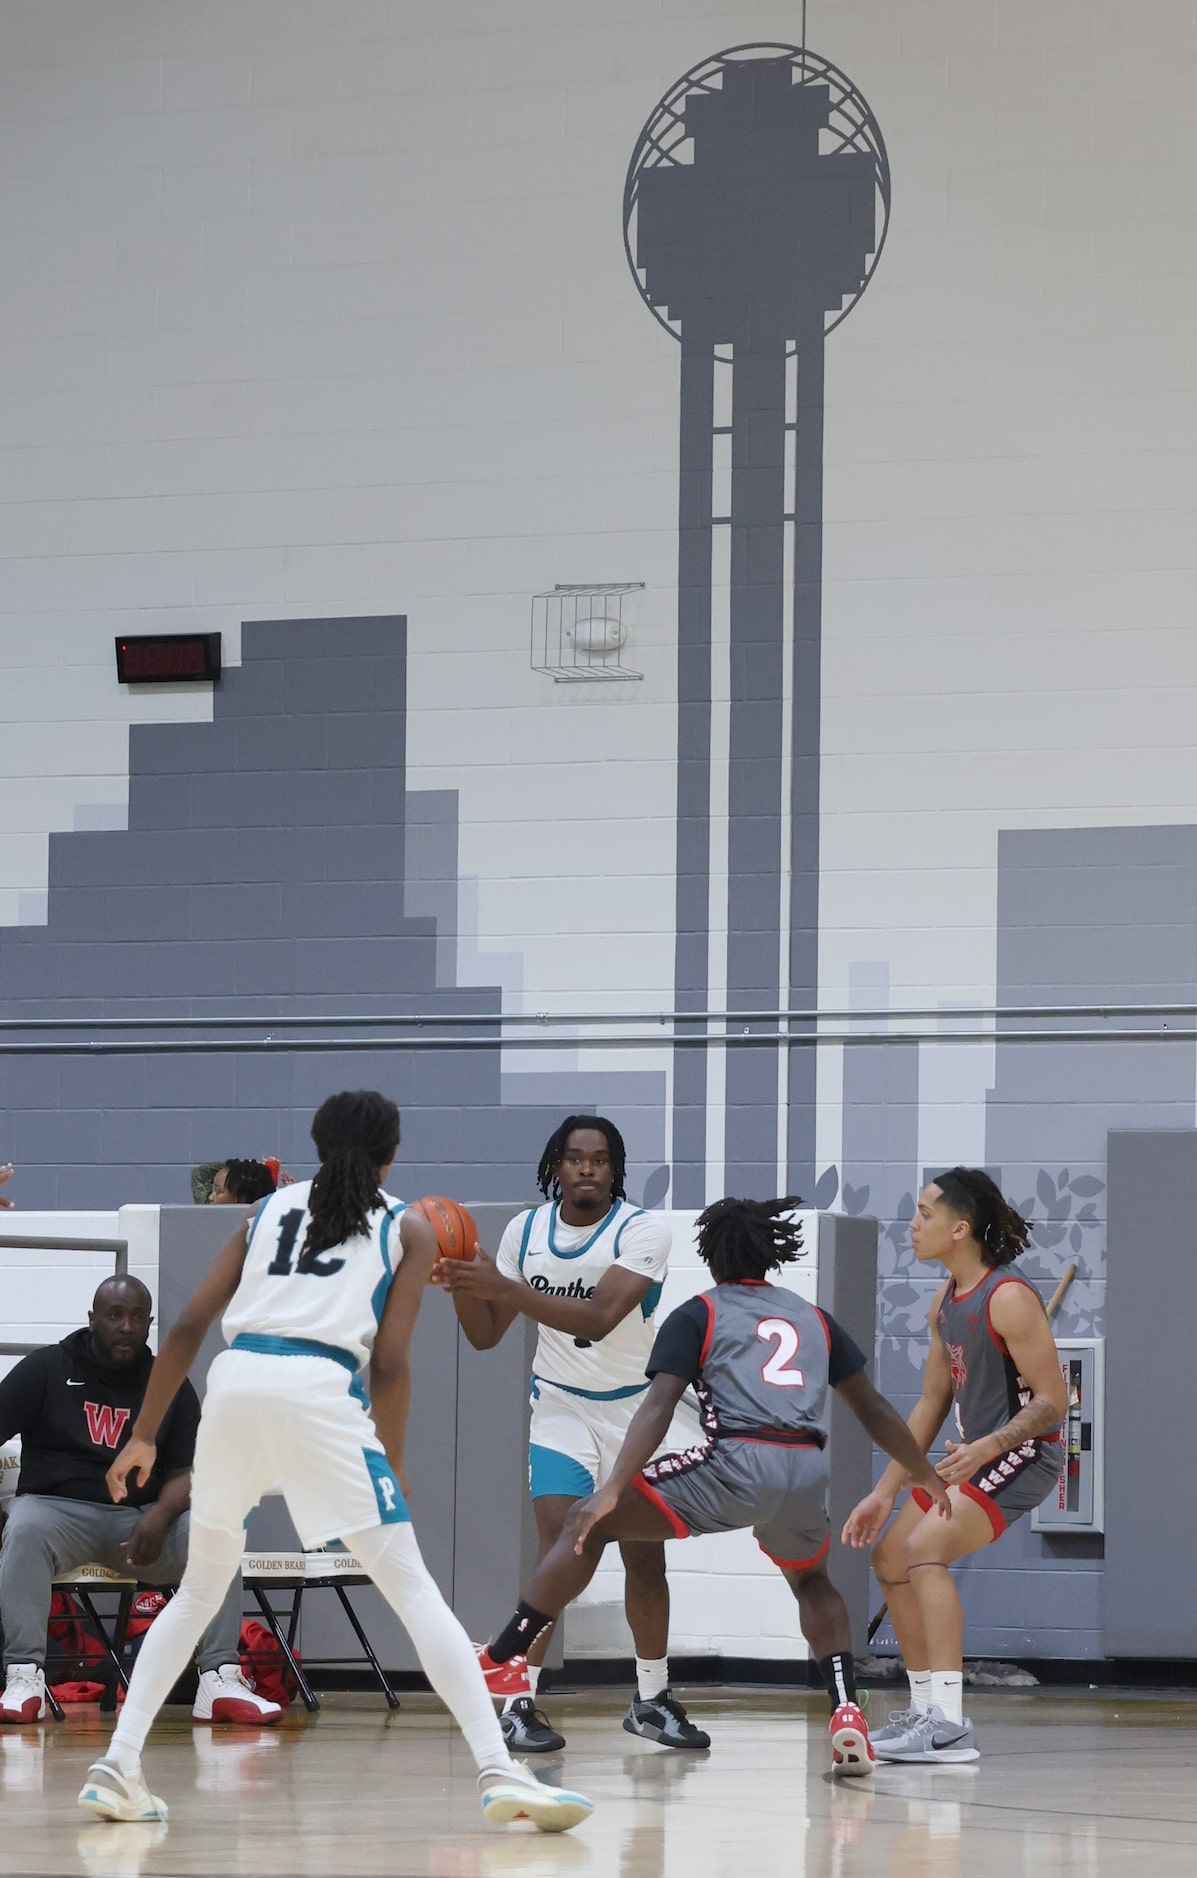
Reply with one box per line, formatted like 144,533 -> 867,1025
912,1436 -> 1061,1538
636,1436 -> 832,1570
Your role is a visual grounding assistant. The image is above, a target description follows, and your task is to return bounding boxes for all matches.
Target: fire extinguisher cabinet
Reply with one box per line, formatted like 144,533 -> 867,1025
1031,1338 -> 1104,1534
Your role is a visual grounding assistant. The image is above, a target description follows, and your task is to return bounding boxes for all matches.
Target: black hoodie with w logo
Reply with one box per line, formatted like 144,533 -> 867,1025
0,1328 -> 200,1507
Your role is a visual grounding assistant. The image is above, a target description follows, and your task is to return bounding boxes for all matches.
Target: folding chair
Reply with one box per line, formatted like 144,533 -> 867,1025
48,1564 -> 138,1718
239,1550 -> 400,1712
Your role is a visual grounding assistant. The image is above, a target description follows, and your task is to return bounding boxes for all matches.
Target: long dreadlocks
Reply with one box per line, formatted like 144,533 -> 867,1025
696,1196 -> 806,1281
932,1167 -> 1030,1269
305,1090 -> 400,1257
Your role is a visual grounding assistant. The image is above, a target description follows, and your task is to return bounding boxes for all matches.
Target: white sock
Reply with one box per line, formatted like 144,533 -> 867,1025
636,1657 -> 669,1703
351,1523 -> 513,1775
929,1671 -> 964,1726
107,1520 -> 245,1768
908,1669 -> 932,1715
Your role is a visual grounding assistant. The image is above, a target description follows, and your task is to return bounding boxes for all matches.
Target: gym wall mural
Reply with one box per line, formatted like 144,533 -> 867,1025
624,45 -> 890,1205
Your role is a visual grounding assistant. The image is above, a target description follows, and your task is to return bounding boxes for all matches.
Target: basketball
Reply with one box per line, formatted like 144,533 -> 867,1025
413,1195 -> 478,1261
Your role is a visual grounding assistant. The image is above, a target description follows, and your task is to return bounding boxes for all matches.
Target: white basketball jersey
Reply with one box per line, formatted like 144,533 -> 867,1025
222,1179 -> 407,1372
495,1200 -> 670,1399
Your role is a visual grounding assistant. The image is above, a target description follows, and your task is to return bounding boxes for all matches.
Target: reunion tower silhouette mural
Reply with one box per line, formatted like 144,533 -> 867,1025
624,44 -> 890,1205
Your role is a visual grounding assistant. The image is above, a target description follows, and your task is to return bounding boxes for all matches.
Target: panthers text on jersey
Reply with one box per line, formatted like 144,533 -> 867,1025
494,1200 -> 670,1399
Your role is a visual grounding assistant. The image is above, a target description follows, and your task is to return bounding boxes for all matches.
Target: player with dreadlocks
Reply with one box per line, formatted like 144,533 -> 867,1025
476,1195 -> 951,1779
843,1168 -> 1067,1765
78,1091 -> 592,1834
437,1115 -> 708,1753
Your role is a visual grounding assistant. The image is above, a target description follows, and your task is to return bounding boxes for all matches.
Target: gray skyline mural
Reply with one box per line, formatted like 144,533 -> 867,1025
0,618 -> 667,1213
625,44 -> 890,1204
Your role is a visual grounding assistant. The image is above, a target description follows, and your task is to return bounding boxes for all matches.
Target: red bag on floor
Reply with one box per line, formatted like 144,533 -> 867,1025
126,1589 -> 167,1653
128,1589 -> 167,1632
47,1592 -> 119,1703
47,1587 -> 169,1702
238,1619 -> 299,1707
47,1592 -> 105,1674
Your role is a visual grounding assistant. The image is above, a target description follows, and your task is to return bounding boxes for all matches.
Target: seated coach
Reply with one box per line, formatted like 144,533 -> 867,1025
0,1275 -> 280,1726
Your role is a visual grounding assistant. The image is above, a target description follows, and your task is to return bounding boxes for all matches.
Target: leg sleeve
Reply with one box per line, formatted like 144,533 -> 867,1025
350,1523 -> 512,1776
106,1521 -> 246,1764
137,1510 -> 246,1674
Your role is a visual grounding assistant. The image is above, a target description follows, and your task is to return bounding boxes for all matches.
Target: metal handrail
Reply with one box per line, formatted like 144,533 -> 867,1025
0,1027 -> 1190,1056
0,1000 -> 1195,1031
0,1236 -> 128,1311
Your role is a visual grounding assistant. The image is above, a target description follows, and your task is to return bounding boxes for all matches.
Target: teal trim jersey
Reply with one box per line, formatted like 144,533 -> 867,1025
496,1198 -> 670,1397
222,1179 -> 406,1372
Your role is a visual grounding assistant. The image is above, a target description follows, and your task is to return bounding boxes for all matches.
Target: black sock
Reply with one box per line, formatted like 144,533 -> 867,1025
817,1651 -> 857,1712
489,1602 -> 552,1664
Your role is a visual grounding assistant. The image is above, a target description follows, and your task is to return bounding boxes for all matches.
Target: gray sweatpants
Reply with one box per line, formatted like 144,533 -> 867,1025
0,1494 -> 243,1674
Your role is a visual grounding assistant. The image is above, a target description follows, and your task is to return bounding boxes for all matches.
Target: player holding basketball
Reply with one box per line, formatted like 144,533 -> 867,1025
843,1168 -> 1067,1764
77,1091 -> 592,1835
436,1115 -> 708,1753
475,1196 -> 951,1778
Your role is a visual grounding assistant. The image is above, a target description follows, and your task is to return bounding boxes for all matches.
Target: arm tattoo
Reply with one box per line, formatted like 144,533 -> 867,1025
986,1393 -> 1062,1456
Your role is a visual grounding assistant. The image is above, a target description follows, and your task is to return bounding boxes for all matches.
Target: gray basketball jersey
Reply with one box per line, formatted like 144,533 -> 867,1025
937,1268 -> 1059,1450
692,1282 -> 833,1442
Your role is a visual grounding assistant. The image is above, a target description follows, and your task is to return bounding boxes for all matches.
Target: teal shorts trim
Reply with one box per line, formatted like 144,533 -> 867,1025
230,1332 -> 358,1374
530,1373 -> 649,1403
363,1447 -> 410,1523
529,1444 -> 595,1501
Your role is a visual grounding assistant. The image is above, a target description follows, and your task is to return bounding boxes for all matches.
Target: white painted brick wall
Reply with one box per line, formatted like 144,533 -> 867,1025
0,1206 -> 161,1387
0,0 -> 1191,1656
0,0 -> 1189,1048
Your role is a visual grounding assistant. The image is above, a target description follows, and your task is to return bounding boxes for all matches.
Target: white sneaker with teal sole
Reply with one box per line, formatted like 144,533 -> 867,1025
872,1703 -> 979,1764
479,1759 -> 594,1833
77,1757 -> 168,1822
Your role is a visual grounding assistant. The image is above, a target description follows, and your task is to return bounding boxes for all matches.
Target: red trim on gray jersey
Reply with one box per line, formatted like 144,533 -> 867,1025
948,1272 -> 989,1303
960,1480 -> 1007,1539
984,1272 -> 1047,1355
757,1531 -> 831,1572
698,1293 -> 716,1367
913,1481 -> 1006,1539
633,1471 -> 690,1539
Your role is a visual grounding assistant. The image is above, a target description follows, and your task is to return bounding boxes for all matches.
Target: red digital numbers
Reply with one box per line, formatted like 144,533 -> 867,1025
115,634 -> 220,684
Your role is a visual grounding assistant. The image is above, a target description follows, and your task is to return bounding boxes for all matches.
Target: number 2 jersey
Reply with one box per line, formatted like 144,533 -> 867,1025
222,1179 -> 407,1372
647,1279 -> 866,1441
495,1200 -> 671,1399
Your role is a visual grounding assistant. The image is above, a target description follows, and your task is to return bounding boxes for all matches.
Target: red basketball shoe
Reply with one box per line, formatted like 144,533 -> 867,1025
476,1646 -> 530,1698
192,1665 -> 282,1725
830,1701 -> 876,1777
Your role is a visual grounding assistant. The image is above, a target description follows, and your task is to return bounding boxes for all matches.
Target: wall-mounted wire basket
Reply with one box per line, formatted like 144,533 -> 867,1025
530,583 -> 645,683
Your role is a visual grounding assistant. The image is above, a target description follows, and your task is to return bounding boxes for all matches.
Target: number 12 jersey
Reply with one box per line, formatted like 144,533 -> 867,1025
222,1179 -> 406,1372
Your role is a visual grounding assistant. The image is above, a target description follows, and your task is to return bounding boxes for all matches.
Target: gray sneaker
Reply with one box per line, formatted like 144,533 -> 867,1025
869,1702 -> 922,1746
500,1697 -> 566,1754
873,1703 -> 979,1763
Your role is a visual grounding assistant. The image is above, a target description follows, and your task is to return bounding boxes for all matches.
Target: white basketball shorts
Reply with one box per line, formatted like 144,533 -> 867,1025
527,1377 -> 652,1500
188,1345 -> 409,1548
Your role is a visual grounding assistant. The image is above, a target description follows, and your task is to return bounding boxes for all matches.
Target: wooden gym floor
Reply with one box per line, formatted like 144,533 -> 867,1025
1,1684 -> 1193,1876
